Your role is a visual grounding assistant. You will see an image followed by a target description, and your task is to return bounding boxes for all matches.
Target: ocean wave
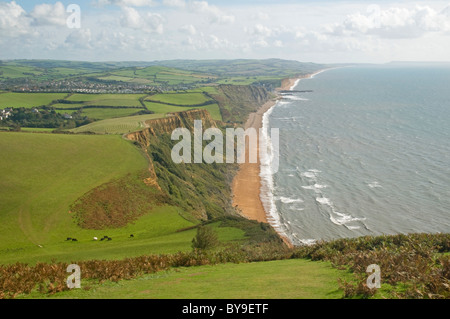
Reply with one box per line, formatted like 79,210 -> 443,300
301,172 -> 317,179
368,181 -> 383,188
278,196 -> 304,204
259,101 -> 287,236
302,183 -> 328,190
282,95 -> 309,101
299,239 -> 317,246
316,197 -> 332,206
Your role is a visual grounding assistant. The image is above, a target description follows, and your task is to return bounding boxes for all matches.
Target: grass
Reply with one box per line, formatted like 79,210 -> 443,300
146,92 -> 212,106
202,104 -> 222,121
0,131 -> 246,266
144,101 -> 221,121
18,259 -> 348,299
70,114 -> 163,134
66,94 -> 145,107
0,93 -> 68,108
0,66 -> 44,79
18,127 -> 55,133
0,132 -> 148,259
80,108 -> 145,120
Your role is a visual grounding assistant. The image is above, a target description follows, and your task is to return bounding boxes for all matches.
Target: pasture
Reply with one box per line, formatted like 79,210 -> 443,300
0,132 -> 246,265
70,114 -> 163,134
0,93 -> 68,108
146,92 -> 212,106
66,94 -> 145,107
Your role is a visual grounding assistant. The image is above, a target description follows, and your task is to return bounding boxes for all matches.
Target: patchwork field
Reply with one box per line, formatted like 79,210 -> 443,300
0,92 -> 68,108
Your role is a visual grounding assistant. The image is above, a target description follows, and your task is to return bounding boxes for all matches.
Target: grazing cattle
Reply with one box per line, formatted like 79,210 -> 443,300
130,234 -> 134,238
100,238 -> 105,241
66,237 -> 72,241
107,237 -> 112,241
93,237 -> 98,241
72,238 -> 78,242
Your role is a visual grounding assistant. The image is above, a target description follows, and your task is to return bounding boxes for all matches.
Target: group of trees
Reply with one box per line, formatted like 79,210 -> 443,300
0,107 -> 93,129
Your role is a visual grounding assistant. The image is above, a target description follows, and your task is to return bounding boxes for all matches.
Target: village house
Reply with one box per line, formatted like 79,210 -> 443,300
0,108 -> 12,121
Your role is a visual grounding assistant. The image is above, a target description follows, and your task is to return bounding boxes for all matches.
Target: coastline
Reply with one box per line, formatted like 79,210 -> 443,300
231,71 -> 325,248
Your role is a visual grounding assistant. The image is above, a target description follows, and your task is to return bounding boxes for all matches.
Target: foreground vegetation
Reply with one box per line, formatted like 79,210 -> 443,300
1,233 -> 448,299
19,259 -> 347,299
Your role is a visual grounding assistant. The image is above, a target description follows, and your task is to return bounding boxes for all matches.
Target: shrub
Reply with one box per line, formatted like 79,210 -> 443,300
191,225 -> 220,250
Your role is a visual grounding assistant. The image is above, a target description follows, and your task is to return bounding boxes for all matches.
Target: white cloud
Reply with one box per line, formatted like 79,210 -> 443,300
0,1 -> 32,37
252,24 -> 273,37
326,5 -> 450,39
31,2 -> 67,26
180,24 -> 196,35
96,0 -> 156,7
163,0 -> 186,8
189,1 -> 235,24
120,6 -> 164,34
65,28 -> 93,49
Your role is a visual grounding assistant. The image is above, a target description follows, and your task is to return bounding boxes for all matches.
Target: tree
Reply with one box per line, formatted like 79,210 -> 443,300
191,225 -> 220,250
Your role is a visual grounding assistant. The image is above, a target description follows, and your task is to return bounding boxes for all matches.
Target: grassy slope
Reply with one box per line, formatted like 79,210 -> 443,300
19,259 -> 349,299
0,132 -> 147,248
0,132 -> 246,265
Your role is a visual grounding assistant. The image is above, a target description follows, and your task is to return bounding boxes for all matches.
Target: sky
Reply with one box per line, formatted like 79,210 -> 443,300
1,0 -> 450,63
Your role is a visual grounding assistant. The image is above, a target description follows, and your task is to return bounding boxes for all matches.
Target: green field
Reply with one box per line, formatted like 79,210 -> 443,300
0,132 -> 246,265
0,132 -> 144,258
0,93 -> 68,108
80,108 -> 145,120
70,113 -> 164,134
146,92 -> 212,106
18,259 -> 348,299
87,66 -> 216,86
66,94 -> 145,107
0,66 -> 44,79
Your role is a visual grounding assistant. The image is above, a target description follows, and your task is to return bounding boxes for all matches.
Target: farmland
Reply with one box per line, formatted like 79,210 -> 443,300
146,92 -> 212,106
70,113 -> 162,134
66,93 -> 146,107
0,92 -> 68,108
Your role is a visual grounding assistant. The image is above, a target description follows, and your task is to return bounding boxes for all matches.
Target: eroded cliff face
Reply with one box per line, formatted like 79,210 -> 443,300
126,109 -> 217,148
124,87 -> 270,221
125,109 -> 218,194
211,85 -> 272,124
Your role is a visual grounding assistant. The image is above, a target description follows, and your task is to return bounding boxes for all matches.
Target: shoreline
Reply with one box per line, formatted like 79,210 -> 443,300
232,70 -> 326,248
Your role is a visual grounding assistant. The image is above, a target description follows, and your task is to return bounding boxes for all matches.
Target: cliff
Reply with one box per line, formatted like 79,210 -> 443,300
211,84 -> 272,124
123,86 -> 271,221
126,109 -> 217,148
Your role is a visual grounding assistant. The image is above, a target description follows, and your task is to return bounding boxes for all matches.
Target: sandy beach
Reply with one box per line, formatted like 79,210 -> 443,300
231,73 -> 321,248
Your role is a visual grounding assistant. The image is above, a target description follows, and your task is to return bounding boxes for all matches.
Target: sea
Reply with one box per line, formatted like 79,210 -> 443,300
260,64 -> 450,245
